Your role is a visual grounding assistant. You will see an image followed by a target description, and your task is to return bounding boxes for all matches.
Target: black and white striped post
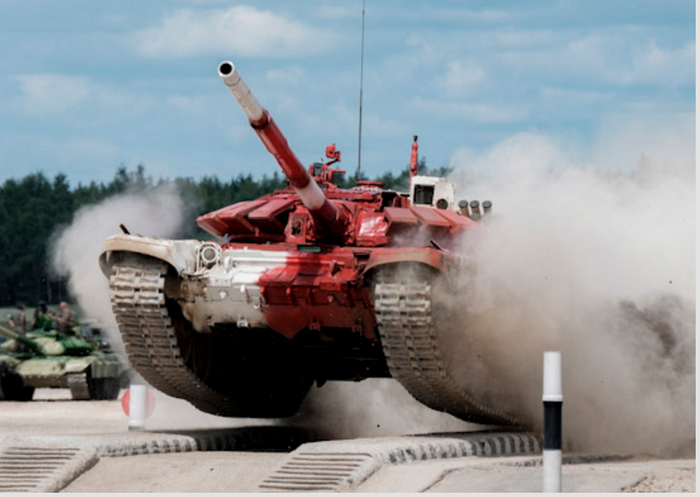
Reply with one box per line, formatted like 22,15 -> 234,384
543,351 -> 563,492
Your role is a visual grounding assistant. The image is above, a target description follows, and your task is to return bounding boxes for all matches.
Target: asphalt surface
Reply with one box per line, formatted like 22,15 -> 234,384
0,386 -> 694,493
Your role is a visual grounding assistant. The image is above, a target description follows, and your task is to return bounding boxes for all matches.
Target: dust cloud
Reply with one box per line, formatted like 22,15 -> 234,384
47,118 -> 694,453
283,117 -> 694,449
51,185 -> 287,431
292,379 -> 478,440
439,116 -> 694,456
51,185 -> 190,356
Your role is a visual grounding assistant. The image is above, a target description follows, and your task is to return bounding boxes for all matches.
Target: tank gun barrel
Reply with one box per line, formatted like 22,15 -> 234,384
218,61 -> 346,234
0,324 -> 39,351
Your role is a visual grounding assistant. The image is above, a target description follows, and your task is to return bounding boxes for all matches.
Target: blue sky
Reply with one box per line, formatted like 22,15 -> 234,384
0,0 -> 694,186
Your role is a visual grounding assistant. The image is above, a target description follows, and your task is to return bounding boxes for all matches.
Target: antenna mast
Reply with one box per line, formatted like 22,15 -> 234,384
356,0 -> 366,180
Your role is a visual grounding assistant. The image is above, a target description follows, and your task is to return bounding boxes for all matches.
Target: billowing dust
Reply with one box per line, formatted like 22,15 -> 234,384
50,186 -> 280,431
49,119 -> 694,454
296,119 -> 694,455
434,120 -> 695,457
51,185 -> 189,357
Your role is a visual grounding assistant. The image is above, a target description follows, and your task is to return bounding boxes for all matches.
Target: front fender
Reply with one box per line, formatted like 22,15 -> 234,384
64,358 -> 91,374
99,234 -> 201,276
361,247 -> 447,275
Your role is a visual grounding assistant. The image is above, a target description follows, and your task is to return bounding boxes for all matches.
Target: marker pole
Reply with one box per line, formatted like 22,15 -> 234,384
543,351 -> 562,492
128,384 -> 147,431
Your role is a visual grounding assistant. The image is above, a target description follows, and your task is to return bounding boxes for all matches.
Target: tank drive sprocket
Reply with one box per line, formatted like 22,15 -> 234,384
109,257 -> 313,417
373,266 -> 520,426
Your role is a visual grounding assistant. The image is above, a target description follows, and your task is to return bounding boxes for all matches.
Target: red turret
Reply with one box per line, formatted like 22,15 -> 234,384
99,59 -> 512,427
217,61 -> 347,235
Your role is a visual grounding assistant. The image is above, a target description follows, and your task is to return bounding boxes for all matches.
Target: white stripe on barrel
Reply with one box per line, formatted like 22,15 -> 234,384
218,61 -> 265,125
296,181 -> 328,210
543,351 -> 562,492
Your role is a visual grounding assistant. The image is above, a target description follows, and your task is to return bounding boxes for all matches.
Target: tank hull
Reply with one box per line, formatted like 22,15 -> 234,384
101,235 -> 519,424
100,234 -> 448,339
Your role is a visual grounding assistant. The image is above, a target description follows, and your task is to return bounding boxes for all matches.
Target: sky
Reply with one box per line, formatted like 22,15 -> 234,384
0,0 -> 695,187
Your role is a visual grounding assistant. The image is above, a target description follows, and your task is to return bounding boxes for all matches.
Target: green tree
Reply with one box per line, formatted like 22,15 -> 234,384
0,157 -> 450,306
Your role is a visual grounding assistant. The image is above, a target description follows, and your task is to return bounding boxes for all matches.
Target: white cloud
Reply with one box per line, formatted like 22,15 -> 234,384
166,94 -> 211,114
58,138 -> 121,165
13,73 -> 155,121
15,74 -> 92,115
266,67 -> 304,84
500,33 -> 695,89
100,13 -> 130,27
626,40 -> 695,87
414,97 -> 527,124
428,8 -> 511,22
540,86 -> 612,104
441,60 -> 486,97
314,5 -> 357,20
135,6 -> 337,58
485,29 -> 556,48
363,113 -> 411,139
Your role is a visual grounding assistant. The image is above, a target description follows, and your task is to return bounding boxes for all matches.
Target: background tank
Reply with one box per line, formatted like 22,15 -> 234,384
99,62 -> 515,425
0,323 -> 126,401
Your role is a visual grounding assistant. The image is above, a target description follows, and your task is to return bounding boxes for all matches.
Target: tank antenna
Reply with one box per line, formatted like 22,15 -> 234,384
356,0 -> 366,181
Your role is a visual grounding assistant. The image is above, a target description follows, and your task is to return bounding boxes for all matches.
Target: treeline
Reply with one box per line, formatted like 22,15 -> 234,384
0,159 -> 446,307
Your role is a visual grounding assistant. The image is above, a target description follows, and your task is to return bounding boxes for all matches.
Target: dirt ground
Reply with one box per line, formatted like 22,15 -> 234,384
0,387 -> 694,493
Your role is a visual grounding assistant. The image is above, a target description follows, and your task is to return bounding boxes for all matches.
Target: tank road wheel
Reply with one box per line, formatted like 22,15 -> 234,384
167,298 -> 314,417
67,372 -> 90,400
108,256 -> 313,417
0,364 -> 34,401
91,377 -> 121,400
68,372 -> 121,400
373,265 -> 521,426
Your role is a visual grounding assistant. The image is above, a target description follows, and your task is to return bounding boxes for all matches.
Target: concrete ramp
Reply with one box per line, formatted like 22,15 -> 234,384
258,431 -> 540,492
0,442 -> 96,493
0,426 -> 306,492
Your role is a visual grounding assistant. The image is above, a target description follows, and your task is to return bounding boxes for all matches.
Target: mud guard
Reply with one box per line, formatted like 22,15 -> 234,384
64,358 -> 92,374
99,234 -> 200,277
361,247 -> 447,276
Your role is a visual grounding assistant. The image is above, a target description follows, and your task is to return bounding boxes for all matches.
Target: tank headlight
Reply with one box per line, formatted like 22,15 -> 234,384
199,242 -> 221,268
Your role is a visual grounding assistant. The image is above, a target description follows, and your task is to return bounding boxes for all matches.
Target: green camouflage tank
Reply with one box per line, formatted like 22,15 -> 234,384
0,323 -> 127,401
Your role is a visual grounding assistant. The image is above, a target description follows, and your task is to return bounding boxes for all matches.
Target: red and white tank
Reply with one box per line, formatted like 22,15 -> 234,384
99,62 -> 517,425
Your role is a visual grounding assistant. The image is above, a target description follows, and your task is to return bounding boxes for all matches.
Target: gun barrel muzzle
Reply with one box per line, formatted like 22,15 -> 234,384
218,61 -> 265,125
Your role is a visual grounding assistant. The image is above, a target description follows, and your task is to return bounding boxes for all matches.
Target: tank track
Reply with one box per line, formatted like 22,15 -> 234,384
67,372 -> 121,401
67,372 -> 90,400
373,270 -> 520,425
109,262 -> 234,416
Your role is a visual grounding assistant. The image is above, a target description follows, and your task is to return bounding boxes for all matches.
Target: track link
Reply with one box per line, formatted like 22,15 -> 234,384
373,270 -> 520,425
109,263 -> 233,415
67,372 -> 90,400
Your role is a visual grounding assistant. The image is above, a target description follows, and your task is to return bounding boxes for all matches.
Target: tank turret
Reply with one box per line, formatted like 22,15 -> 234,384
217,61 -> 348,236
